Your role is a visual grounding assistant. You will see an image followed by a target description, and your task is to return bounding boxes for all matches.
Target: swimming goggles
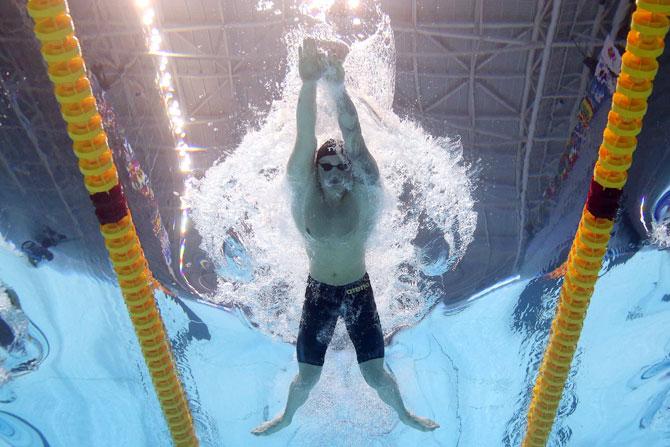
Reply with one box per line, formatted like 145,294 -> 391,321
319,162 -> 350,171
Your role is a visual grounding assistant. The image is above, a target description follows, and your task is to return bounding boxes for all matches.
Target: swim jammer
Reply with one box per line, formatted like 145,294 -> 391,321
296,273 -> 385,366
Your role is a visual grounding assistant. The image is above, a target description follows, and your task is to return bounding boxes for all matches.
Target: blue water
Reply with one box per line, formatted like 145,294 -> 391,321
0,238 -> 669,446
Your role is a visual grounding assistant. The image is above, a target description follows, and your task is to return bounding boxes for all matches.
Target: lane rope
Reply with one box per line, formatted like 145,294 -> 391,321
522,2 -> 669,445
25,1 -> 199,445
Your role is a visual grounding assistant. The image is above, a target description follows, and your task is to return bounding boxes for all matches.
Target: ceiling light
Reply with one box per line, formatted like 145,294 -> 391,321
180,214 -> 188,234
159,72 -> 172,89
179,156 -> 192,172
142,8 -> 155,26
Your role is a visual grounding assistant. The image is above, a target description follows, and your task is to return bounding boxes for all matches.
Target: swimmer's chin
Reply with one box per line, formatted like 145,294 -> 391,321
326,186 -> 346,195
324,182 -> 351,194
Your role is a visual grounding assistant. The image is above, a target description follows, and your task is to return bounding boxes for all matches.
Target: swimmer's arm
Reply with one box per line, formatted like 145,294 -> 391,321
287,81 -> 318,184
334,88 -> 380,184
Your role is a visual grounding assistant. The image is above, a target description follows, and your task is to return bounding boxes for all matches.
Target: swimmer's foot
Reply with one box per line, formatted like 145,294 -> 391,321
251,414 -> 291,436
400,412 -> 440,431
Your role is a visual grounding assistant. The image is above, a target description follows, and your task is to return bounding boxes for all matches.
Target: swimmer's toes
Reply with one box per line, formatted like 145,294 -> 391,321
251,416 -> 289,436
251,422 -> 271,436
417,418 -> 439,431
251,420 -> 270,435
404,414 -> 439,431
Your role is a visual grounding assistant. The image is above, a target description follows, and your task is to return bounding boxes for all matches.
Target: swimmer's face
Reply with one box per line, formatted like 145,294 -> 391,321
317,154 -> 353,194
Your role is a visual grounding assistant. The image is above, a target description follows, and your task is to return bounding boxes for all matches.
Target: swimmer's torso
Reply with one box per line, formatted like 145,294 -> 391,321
292,179 -> 379,285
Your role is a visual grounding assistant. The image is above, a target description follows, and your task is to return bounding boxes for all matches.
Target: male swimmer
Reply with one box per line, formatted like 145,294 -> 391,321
252,38 -> 439,435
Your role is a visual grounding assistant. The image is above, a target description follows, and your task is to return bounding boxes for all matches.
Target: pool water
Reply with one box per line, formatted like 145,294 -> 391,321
0,235 -> 668,446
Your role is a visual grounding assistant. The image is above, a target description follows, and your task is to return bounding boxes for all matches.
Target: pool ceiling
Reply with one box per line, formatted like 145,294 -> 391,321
0,0 -> 630,300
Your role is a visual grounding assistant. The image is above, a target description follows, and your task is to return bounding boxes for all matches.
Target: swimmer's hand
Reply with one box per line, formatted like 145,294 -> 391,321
318,39 -> 349,61
316,39 -> 348,85
323,55 -> 345,85
299,37 -> 324,82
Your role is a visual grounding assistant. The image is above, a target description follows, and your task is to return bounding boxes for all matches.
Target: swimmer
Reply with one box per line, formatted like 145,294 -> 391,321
252,38 -> 439,435
20,241 -> 53,267
20,227 -> 68,267
37,226 -> 67,249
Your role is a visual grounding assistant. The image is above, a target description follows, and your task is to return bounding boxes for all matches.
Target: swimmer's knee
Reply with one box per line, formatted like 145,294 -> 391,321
361,370 -> 382,388
296,362 -> 322,388
296,374 -> 319,390
359,362 -> 384,388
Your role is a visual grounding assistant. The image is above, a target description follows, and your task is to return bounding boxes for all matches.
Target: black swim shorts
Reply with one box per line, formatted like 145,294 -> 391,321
296,273 -> 385,366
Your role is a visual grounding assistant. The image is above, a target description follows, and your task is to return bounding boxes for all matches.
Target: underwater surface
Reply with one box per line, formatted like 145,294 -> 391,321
1,235 -> 669,446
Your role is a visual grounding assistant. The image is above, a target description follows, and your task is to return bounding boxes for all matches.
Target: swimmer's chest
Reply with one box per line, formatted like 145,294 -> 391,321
303,192 -> 360,241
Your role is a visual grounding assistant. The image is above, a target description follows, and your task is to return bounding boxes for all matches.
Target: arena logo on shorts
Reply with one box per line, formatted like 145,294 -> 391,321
345,282 -> 370,295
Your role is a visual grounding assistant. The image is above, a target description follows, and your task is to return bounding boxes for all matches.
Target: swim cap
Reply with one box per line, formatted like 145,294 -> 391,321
315,138 -> 346,165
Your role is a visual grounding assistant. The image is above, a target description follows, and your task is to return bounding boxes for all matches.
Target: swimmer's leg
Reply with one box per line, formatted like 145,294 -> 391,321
358,358 -> 439,431
252,278 -> 337,435
342,279 -> 438,431
251,362 -> 323,435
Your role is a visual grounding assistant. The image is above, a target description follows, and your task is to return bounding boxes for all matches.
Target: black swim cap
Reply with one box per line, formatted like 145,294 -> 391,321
314,138 -> 346,165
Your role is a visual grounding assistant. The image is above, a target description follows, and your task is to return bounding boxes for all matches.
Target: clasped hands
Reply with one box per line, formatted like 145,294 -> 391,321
298,37 -> 348,84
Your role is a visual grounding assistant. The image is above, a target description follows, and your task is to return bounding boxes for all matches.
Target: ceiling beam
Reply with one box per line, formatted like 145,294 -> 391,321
515,0 -> 549,234
185,115 -> 236,125
416,19 -> 601,30
435,112 -> 520,120
517,0 -> 549,138
537,0 -> 602,176
150,20 -> 286,32
143,50 -> 259,61
89,39 -> 603,62
432,119 -> 522,142
395,38 -> 599,59
423,34 -> 470,72
469,0 -> 483,132
423,80 -> 468,113
187,74 -> 236,117
529,0 -> 628,223
419,21 -> 534,29
395,26 -> 527,46
565,0 -> 627,144
397,70 -> 526,80
217,1 -> 237,102
478,82 -> 519,114
515,0 -> 563,269
411,0 -> 423,114
4,77 -> 85,238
